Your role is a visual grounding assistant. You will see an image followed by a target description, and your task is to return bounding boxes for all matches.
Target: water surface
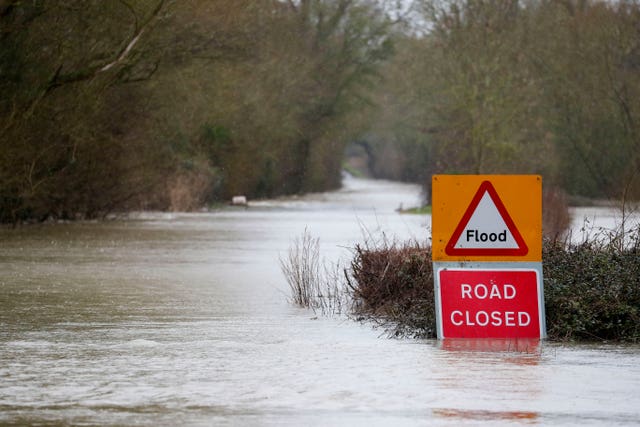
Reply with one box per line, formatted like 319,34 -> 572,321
1,177 -> 639,426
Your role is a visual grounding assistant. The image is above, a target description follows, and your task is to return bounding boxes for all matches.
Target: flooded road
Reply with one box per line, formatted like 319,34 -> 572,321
1,177 -> 639,426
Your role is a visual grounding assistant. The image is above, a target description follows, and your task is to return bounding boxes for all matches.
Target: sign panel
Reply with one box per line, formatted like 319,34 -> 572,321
445,181 -> 528,256
435,267 -> 544,339
432,175 -> 542,262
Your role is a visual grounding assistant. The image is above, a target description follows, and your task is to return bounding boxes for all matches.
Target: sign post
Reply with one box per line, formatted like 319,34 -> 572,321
431,175 -> 546,339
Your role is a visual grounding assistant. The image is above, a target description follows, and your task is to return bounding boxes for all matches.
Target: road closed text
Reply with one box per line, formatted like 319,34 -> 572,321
451,283 -> 531,326
437,269 -> 542,338
450,310 -> 531,327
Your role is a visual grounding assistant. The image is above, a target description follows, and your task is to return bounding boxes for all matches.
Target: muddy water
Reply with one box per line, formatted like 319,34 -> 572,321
1,177 -> 639,426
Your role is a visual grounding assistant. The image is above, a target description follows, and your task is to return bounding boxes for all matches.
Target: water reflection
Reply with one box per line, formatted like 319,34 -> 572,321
440,338 -> 541,357
433,408 -> 539,423
432,338 -> 545,422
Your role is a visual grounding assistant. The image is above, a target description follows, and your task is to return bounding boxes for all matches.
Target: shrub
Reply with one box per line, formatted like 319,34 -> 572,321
347,240 -> 436,339
543,231 -> 640,342
167,161 -> 219,212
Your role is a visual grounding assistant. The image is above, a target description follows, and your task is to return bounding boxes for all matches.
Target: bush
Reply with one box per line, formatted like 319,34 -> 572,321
167,160 -> 220,212
293,229 -> 640,342
347,240 -> 436,338
543,233 -> 640,342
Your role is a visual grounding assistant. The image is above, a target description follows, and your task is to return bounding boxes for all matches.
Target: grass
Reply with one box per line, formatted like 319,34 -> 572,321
341,163 -> 367,178
397,205 -> 432,215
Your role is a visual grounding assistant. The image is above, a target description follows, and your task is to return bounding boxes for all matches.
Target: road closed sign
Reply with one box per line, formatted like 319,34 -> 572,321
432,175 -> 541,262
436,268 -> 544,339
431,175 -> 546,340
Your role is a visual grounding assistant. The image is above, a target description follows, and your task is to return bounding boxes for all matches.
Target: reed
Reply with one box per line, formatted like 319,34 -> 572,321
280,230 -> 349,316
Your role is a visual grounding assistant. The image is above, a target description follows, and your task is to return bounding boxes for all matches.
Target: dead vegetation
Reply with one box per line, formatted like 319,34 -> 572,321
280,230 -> 349,316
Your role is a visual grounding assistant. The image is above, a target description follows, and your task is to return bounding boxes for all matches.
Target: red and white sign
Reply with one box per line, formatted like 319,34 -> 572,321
445,181 -> 528,257
437,268 -> 543,339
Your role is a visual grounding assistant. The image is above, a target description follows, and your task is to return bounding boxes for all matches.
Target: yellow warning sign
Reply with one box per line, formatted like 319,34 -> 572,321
432,175 -> 542,262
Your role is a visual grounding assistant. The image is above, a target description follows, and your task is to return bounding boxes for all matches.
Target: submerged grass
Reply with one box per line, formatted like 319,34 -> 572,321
281,225 -> 640,342
280,230 -> 349,316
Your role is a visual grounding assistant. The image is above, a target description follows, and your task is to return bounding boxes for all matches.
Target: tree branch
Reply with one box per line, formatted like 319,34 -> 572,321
99,0 -> 165,73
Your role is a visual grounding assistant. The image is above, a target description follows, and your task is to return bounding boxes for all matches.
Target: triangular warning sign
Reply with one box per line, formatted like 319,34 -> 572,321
445,181 -> 528,256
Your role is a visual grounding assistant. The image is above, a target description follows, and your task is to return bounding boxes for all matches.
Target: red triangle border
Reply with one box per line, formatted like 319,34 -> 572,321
445,181 -> 528,256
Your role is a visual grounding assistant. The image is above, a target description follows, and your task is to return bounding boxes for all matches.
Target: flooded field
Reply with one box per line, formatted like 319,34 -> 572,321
1,177 -> 639,426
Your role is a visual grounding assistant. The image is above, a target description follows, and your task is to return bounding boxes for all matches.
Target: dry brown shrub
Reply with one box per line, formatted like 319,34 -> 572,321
348,240 -> 436,338
167,163 -> 215,212
543,186 -> 572,241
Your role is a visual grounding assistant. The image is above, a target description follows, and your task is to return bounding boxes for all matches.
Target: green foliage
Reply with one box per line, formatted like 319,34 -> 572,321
200,124 -> 232,166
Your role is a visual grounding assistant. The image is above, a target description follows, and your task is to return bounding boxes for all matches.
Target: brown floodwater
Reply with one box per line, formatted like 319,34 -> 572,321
1,177 -> 639,426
